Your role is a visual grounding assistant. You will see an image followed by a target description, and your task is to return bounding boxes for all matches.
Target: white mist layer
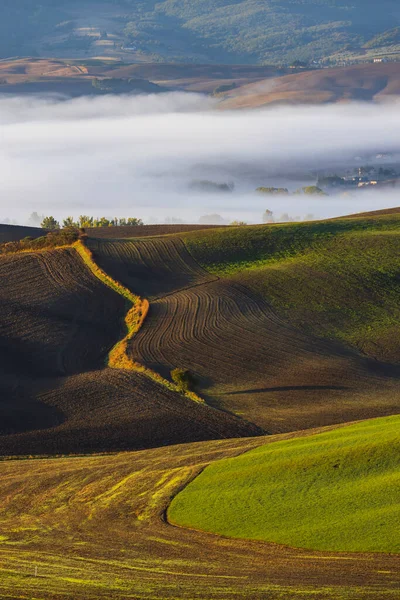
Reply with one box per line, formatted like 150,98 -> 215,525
0,92 -> 400,225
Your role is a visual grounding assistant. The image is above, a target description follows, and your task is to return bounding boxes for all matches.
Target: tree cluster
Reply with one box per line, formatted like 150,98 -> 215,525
40,216 -> 144,230
257,186 -> 326,196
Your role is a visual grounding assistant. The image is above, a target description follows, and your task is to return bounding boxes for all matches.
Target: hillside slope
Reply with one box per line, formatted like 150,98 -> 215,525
0,224 -> 45,244
219,62 -> 400,108
1,1 -> 400,65
0,245 -> 260,455
88,222 -> 400,433
0,428 -> 399,599
169,415 -> 400,552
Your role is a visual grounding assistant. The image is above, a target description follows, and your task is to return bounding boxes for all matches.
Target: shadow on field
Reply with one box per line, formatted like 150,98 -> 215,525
223,385 -> 349,395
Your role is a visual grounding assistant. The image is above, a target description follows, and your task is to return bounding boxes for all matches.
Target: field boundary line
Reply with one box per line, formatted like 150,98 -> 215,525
74,240 -> 205,404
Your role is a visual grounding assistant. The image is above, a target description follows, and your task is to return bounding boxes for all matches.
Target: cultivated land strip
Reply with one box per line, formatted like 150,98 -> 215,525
0,430 -> 398,599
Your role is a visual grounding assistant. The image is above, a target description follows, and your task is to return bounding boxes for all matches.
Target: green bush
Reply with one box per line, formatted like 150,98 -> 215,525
171,368 -> 194,392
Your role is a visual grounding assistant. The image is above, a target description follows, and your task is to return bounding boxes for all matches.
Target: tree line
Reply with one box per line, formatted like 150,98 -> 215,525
40,215 -> 144,230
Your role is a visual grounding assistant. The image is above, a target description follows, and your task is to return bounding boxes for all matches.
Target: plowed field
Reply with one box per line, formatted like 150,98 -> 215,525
0,248 -> 125,377
87,224 -> 224,240
89,236 -> 400,432
88,237 -> 215,298
0,223 -> 44,243
0,246 -> 259,453
0,369 -> 260,456
0,429 -> 399,599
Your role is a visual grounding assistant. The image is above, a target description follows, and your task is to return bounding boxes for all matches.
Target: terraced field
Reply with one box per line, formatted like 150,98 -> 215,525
0,426 -> 399,600
0,245 -> 258,454
89,232 -> 400,432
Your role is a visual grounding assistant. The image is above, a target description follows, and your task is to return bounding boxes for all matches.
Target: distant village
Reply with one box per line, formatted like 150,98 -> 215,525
316,154 -> 400,192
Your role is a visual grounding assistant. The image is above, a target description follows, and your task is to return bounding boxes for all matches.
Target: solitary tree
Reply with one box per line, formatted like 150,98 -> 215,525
171,368 -> 194,393
41,216 -> 60,230
263,209 -> 274,223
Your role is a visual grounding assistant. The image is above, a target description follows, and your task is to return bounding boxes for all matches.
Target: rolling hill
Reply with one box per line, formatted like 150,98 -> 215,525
87,215 -> 400,433
0,426 -> 399,599
0,224 -> 45,244
169,415 -> 400,553
0,243 -> 260,455
218,62 -> 400,108
0,216 -> 399,598
1,1 -> 400,65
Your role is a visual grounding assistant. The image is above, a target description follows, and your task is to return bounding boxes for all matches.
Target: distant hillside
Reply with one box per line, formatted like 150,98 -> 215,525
1,1 -> 400,65
0,58 -> 284,97
219,62 -> 400,108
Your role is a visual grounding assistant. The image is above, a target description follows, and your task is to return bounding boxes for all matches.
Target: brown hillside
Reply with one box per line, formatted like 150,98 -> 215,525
0,58 -> 285,95
86,223 -> 225,239
0,246 -> 261,454
88,236 -> 400,434
219,62 -> 400,108
0,224 -> 45,243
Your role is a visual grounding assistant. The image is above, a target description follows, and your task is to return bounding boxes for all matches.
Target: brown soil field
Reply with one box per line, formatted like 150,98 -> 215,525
86,224 -> 225,239
0,246 -> 259,454
88,236 -> 400,433
0,369 -> 260,456
93,63 -> 287,93
3,58 -> 400,105
0,58 -> 285,95
0,248 -> 125,377
0,224 -> 45,243
0,58 -> 88,83
0,431 -> 398,599
218,62 -> 400,108
88,236 -> 216,297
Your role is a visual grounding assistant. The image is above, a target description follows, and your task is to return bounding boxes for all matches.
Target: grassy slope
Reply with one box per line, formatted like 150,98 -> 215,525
1,429 -> 399,599
169,415 -> 400,553
183,215 -> 400,363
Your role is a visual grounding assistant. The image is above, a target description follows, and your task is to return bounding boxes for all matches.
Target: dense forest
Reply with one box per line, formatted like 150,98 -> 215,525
1,0 -> 400,64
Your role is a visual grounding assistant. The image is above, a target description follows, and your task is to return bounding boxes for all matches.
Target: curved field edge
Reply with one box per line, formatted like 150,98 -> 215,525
0,427 -> 399,599
168,415 -> 400,553
181,217 -> 400,363
74,241 -> 205,403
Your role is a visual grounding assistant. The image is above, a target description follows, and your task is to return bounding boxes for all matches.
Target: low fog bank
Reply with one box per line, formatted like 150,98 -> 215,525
1,92 -> 400,226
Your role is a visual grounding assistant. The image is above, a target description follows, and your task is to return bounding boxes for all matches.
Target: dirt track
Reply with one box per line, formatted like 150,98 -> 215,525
90,237 -> 400,432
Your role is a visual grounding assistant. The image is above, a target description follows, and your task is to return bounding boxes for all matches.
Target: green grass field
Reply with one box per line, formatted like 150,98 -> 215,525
183,216 -> 400,362
168,415 -> 400,553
